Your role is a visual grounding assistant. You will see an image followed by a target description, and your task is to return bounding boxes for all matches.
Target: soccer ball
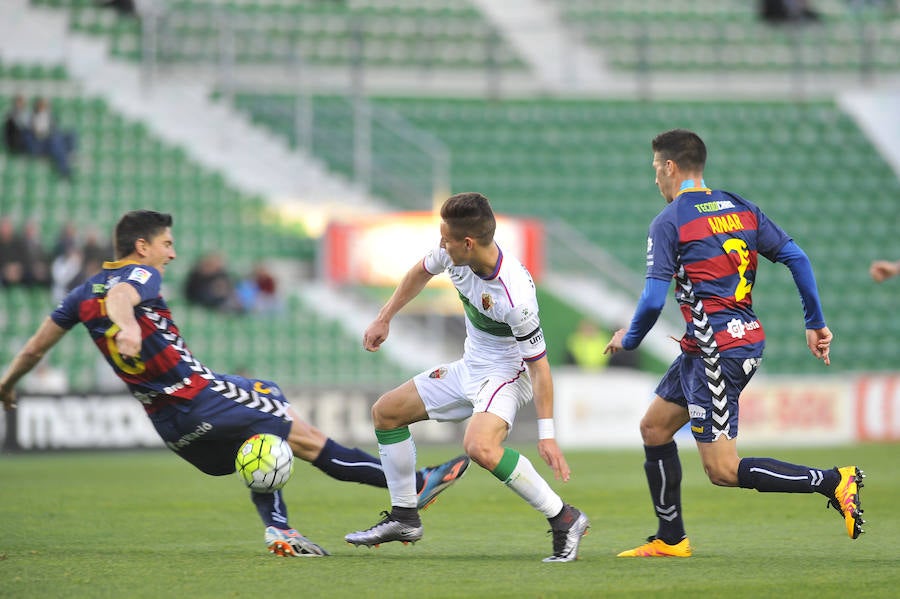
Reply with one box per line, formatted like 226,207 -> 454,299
235,433 -> 294,493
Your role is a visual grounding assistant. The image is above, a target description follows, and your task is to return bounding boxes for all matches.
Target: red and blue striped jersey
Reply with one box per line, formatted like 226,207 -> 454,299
51,260 -> 214,411
646,187 -> 791,357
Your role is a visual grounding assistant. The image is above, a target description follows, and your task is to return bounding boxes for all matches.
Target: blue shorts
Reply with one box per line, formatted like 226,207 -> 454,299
655,353 -> 761,442
149,374 -> 293,476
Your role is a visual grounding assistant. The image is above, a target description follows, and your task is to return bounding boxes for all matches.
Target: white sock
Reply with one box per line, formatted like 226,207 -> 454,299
378,436 -> 418,508
503,453 -> 564,518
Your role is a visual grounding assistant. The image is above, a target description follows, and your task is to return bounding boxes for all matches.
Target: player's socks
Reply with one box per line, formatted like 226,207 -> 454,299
312,438 -> 425,491
389,505 -> 422,527
252,488 -> 290,528
491,448 -> 564,518
375,427 -> 418,509
738,457 -> 840,495
644,441 -> 685,545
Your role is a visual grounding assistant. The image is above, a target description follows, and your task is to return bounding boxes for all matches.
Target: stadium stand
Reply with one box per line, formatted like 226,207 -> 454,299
30,0 -> 525,71
230,93 -> 900,375
552,0 -> 900,74
7,0 -> 900,382
0,63 -> 411,391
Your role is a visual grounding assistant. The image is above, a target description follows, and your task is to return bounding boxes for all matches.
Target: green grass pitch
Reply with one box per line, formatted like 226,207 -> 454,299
2,443 -> 898,598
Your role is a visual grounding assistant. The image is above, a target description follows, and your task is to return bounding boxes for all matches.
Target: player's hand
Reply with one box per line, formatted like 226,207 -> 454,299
537,438 -> 571,482
604,328 -> 626,354
0,386 -> 17,412
806,326 -> 832,366
869,260 -> 900,283
363,319 -> 389,352
115,326 -> 142,358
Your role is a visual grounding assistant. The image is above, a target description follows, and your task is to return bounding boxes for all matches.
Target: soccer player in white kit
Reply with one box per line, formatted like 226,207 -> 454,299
345,192 -> 589,562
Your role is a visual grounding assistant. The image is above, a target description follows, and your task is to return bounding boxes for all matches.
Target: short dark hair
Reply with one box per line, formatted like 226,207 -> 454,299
114,210 -> 173,259
440,192 -> 496,246
652,129 -> 707,172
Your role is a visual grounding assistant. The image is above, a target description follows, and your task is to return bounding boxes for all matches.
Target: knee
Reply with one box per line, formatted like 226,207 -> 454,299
371,395 -> 401,430
462,437 -> 500,471
703,461 -> 739,487
639,416 -> 672,446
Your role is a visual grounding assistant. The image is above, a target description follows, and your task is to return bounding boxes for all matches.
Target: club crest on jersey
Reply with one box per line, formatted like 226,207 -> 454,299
128,267 -> 152,285
481,293 -> 494,310
428,367 -> 448,379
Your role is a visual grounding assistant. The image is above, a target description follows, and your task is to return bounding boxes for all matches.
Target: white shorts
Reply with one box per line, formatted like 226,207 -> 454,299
412,358 -> 532,427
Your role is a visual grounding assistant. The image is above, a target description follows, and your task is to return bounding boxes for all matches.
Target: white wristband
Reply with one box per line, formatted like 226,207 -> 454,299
537,418 -> 555,440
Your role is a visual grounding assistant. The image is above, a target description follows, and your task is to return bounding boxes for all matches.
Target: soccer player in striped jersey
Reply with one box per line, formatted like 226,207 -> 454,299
0,209 -> 468,557
605,129 -> 864,557
344,192 -> 589,562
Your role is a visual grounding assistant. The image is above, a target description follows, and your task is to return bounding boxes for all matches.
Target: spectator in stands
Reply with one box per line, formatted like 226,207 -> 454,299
29,97 -> 77,179
3,94 -> 33,155
759,0 -> 821,23
50,243 -> 84,303
184,252 -> 244,313
564,319 -> 611,371
0,216 -> 27,287
869,258 -> 900,282
20,219 -> 51,288
51,222 -> 79,261
97,0 -> 136,16
237,263 -> 284,314
81,227 -> 114,281
19,358 -> 68,395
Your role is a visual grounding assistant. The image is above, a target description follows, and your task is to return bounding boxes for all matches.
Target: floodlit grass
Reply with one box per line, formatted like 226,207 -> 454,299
1,443 -> 898,598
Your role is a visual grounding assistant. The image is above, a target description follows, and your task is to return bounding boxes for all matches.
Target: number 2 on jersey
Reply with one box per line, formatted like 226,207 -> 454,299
722,238 -> 753,301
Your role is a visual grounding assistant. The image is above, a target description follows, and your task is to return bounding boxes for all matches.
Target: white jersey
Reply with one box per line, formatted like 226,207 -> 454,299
422,242 -> 547,369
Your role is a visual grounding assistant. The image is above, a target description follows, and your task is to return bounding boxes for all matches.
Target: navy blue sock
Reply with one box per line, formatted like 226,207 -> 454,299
643,441 -> 685,545
312,438 -> 425,490
252,489 -> 290,529
738,458 -> 839,495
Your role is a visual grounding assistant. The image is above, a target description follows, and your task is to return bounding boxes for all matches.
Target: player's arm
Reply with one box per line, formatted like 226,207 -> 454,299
363,261 -> 434,352
525,355 -> 571,482
775,240 -> 831,365
605,276 -> 670,354
106,282 -> 143,358
0,317 -> 68,411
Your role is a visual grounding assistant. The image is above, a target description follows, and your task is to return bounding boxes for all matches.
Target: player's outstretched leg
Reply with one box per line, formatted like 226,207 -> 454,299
345,509 -> 424,548
617,536 -> 692,558
543,504 -> 590,563
827,466 -> 866,539
265,526 -> 330,557
417,454 -> 470,510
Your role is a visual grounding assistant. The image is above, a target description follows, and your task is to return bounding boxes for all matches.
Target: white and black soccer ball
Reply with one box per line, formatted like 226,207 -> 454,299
235,433 -> 294,492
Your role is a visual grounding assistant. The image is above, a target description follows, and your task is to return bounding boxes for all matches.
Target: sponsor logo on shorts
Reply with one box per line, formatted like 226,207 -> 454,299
726,318 -> 760,339
429,367 -> 448,379
166,421 -> 213,451
688,404 -> 706,419
691,425 -> 704,434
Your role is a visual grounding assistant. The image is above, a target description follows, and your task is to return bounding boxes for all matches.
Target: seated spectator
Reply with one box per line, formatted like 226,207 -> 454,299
30,97 -> 77,179
20,219 -> 51,288
0,216 -> 27,287
50,243 -> 84,304
19,358 -> 69,395
185,253 -> 244,313
3,94 -> 33,155
760,0 -> 821,23
237,263 -> 284,315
